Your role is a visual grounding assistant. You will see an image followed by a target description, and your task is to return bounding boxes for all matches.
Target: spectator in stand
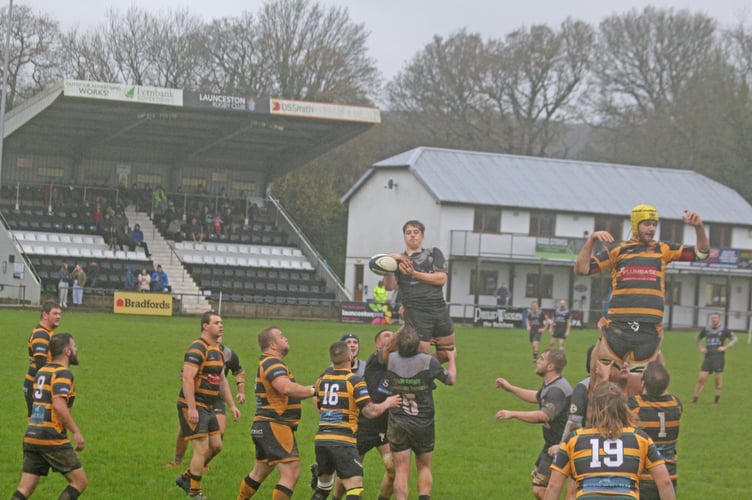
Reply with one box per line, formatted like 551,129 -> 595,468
131,223 -> 152,258
166,218 -> 182,241
151,265 -> 171,292
164,202 -> 180,227
201,205 -> 213,234
223,206 -> 235,236
137,268 -> 151,292
86,261 -> 99,289
153,185 -> 168,215
115,224 -> 133,252
99,211 -> 119,250
70,264 -> 87,306
188,216 -> 204,242
91,201 -> 104,229
57,263 -> 71,308
212,212 -> 224,237
124,267 -> 137,291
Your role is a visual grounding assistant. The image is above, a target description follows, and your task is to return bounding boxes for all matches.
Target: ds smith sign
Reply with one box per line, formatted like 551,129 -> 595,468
113,291 -> 173,316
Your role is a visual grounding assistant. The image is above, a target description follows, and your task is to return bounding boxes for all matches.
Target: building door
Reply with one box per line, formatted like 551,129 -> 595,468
353,264 -> 364,301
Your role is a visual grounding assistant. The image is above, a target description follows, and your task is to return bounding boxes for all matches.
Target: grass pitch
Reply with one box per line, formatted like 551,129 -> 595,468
0,309 -> 749,499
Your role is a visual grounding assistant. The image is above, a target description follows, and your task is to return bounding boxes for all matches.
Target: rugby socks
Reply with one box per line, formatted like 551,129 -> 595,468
11,491 -> 27,500
189,472 -> 202,496
237,475 -> 261,499
378,497 -> 390,500
272,484 -> 293,500
419,495 -> 431,500
345,487 -> 364,499
714,395 -> 720,405
58,485 -> 82,500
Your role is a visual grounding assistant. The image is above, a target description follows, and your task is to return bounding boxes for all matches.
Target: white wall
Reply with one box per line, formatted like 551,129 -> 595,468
345,169 -> 442,298
557,213 -> 594,238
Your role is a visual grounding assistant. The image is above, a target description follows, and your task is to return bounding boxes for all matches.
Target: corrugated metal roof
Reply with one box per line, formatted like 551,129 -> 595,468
364,147 -> 752,224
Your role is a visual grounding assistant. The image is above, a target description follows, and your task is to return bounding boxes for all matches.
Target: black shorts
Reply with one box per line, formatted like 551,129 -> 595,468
387,415 -> 434,455
639,478 -> 677,500
552,326 -> 567,339
700,353 -> 725,373
600,319 -> 662,363
529,330 -> 542,343
314,442 -> 363,480
356,419 -> 388,456
531,447 -> 553,487
213,400 -> 227,415
251,420 -> 299,466
22,442 -> 82,477
177,404 -> 220,439
403,307 -> 454,342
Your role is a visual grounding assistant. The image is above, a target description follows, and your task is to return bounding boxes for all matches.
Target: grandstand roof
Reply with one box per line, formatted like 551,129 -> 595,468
343,147 -> 752,225
5,80 -> 380,181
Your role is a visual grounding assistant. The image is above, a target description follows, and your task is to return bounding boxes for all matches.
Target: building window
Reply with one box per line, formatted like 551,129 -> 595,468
470,270 -> 498,295
705,283 -> 727,307
666,280 -> 682,305
530,211 -> 555,237
594,215 -> 623,240
474,207 -> 501,233
709,224 -> 732,248
660,220 -> 683,242
525,273 -> 554,298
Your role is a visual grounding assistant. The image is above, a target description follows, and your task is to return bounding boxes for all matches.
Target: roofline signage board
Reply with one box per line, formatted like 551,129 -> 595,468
64,79 -> 183,107
269,98 -> 380,123
184,91 -> 262,112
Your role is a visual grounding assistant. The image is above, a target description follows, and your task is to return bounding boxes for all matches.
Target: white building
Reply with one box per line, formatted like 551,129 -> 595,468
342,147 -> 752,330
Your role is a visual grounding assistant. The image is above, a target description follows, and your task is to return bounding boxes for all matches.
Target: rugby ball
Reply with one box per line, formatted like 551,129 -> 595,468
369,254 -> 398,276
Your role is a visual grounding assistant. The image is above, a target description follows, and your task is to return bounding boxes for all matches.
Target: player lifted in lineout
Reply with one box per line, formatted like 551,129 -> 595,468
382,220 -> 456,363
574,204 -> 709,395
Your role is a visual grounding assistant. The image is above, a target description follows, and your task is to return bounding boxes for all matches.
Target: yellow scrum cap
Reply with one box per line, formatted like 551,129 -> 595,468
631,204 -> 659,236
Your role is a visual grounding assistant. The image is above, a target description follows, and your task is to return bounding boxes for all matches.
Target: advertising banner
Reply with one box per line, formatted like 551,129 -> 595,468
269,98 -> 381,123
473,306 -> 525,328
340,301 -> 384,323
183,91 -> 259,112
690,248 -> 740,268
64,80 -> 183,106
113,291 -> 173,316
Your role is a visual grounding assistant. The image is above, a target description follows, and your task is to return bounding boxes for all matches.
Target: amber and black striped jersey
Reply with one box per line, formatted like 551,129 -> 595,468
254,354 -> 302,429
25,323 -> 56,384
628,394 -> 682,482
552,426 -> 665,499
314,367 -> 371,445
24,363 -> 75,448
587,239 -> 697,324
177,338 -> 225,410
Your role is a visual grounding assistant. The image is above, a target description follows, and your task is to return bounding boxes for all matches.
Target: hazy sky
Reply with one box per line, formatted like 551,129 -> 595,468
19,0 -> 751,79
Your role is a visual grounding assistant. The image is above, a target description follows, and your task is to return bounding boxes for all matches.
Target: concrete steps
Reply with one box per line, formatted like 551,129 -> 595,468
125,208 -> 211,315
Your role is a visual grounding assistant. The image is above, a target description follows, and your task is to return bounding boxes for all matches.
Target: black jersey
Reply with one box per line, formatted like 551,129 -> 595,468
537,375 -> 573,446
697,325 -> 735,355
384,351 -> 452,426
358,351 -> 391,429
553,308 -> 570,336
394,247 -> 448,310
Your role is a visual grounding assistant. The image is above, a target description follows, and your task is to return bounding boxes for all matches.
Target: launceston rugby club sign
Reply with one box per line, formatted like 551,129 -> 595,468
113,291 -> 173,316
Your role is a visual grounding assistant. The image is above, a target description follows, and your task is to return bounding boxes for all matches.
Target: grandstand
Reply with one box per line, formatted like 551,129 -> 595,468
0,80 -> 380,315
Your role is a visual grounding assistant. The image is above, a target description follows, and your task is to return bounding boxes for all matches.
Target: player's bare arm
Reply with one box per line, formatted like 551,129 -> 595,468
574,231 -> 614,275
271,375 -> 317,399
683,210 -> 709,254
53,396 -> 84,451
495,378 -> 538,403
182,363 -> 200,423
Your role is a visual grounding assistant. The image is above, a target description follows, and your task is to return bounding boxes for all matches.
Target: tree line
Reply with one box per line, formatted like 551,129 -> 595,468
2,0 -> 751,276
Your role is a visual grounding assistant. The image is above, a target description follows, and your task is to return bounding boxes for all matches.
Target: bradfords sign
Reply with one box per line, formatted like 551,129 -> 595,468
64,79 -> 183,106
113,291 -> 173,316
184,91 -> 258,112
269,98 -> 381,123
